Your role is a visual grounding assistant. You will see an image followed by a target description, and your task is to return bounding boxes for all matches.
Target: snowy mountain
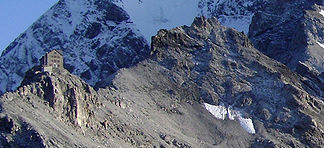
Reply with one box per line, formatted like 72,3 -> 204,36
0,0 -> 264,94
0,0 -> 323,147
1,17 -> 323,147
0,0 -> 149,94
0,0 -> 323,96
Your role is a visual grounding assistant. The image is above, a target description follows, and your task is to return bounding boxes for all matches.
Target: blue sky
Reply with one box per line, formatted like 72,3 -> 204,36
0,0 -> 58,54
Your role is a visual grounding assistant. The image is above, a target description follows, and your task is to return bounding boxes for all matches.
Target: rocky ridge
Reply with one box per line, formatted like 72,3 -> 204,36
1,17 -> 323,147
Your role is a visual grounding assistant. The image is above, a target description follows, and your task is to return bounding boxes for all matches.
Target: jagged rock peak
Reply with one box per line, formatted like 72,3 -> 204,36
152,16 -> 253,55
148,16 -> 324,147
191,16 -> 220,28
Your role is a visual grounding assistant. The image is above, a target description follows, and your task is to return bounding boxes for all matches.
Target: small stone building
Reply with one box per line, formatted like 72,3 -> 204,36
40,49 -> 64,72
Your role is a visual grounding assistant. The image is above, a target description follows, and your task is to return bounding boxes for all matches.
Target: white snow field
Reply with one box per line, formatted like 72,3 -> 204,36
204,103 -> 256,134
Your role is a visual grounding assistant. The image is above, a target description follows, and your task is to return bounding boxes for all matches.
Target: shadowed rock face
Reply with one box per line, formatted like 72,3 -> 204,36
248,0 -> 324,74
0,17 -> 323,148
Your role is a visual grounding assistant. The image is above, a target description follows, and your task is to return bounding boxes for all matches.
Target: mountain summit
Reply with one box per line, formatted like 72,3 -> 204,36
0,1 -> 323,147
1,16 -> 323,147
0,0 -> 269,94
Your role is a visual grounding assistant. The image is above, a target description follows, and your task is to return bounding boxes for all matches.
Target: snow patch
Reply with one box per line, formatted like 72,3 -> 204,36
319,10 -> 324,17
204,103 -> 256,134
238,117 -> 255,134
316,41 -> 324,48
204,103 -> 227,120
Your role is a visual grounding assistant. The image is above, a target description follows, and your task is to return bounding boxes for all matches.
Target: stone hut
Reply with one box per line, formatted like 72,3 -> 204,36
40,49 -> 64,73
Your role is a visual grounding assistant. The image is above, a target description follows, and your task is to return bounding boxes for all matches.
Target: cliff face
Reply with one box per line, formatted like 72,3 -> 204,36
1,17 -> 323,148
20,67 -> 98,127
0,67 -> 101,147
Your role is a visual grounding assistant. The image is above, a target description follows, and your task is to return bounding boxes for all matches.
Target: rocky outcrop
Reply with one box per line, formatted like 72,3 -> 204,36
0,67 -> 102,147
1,17 -> 323,148
19,66 -> 98,127
0,66 -> 154,147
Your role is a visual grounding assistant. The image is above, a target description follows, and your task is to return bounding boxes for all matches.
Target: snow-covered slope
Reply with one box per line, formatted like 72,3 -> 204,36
0,0 -> 149,94
116,0 -> 267,43
198,0 -> 268,34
